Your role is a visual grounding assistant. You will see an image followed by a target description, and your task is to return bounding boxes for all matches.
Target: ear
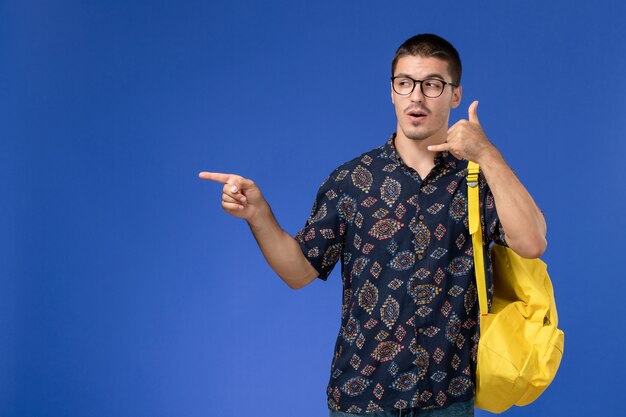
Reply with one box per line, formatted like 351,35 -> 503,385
390,81 -> 395,104
451,85 -> 462,109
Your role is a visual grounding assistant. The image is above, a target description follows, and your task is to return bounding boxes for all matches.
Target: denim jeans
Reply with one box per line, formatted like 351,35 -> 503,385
328,398 -> 474,417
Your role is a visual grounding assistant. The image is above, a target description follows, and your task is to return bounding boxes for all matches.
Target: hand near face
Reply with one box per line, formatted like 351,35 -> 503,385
198,172 -> 266,222
427,100 -> 494,162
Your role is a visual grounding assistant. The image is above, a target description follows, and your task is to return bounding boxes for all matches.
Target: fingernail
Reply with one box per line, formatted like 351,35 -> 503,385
231,185 -> 238,193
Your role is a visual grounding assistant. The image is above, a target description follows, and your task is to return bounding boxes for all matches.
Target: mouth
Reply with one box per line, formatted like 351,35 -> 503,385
405,108 -> 428,122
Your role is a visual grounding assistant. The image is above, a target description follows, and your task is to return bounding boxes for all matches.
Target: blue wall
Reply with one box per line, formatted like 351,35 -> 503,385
2,1 -> 625,416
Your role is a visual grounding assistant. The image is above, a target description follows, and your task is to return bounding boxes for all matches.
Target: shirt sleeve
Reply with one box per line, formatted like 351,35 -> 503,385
294,168 -> 349,280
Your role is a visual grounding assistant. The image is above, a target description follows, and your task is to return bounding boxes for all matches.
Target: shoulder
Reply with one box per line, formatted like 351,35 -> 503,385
321,141 -> 392,188
334,141 -> 389,174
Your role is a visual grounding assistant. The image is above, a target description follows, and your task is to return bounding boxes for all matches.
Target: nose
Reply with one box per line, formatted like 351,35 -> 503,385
409,82 -> 424,102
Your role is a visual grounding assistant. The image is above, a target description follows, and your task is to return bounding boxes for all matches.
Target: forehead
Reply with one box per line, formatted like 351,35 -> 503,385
393,55 -> 452,80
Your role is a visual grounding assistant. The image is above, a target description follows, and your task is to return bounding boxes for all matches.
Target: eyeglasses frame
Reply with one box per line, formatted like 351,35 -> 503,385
390,76 -> 459,98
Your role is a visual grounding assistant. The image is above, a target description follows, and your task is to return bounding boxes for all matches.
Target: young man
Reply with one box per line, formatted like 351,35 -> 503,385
199,34 -> 546,416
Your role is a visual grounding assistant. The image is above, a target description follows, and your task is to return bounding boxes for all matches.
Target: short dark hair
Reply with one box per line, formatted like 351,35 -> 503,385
391,34 -> 462,85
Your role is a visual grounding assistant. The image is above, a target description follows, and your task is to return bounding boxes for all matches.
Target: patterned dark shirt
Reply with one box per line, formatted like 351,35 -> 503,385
295,135 -> 506,413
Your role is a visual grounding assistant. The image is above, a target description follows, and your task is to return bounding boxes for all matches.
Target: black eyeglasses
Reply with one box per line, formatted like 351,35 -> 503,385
391,76 -> 459,98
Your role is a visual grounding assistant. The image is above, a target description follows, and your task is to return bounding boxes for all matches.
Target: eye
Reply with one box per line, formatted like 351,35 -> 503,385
424,79 -> 443,88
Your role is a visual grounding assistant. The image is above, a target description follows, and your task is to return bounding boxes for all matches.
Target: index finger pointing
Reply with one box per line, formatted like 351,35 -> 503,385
198,172 -> 234,184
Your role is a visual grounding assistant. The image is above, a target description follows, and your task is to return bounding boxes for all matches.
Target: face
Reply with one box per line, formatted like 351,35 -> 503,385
391,55 -> 462,143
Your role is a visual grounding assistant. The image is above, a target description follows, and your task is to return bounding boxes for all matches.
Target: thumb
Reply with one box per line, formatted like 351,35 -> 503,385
468,100 -> 480,125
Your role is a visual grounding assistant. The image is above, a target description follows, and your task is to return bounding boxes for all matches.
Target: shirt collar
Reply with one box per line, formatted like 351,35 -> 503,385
383,133 -> 458,173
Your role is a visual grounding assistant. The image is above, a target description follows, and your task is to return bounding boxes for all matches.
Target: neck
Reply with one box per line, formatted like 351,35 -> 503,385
394,130 -> 446,178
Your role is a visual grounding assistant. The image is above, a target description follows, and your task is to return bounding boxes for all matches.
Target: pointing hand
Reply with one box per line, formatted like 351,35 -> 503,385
198,172 -> 266,221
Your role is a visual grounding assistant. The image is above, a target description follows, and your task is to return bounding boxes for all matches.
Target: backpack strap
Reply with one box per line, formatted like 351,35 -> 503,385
467,161 -> 489,316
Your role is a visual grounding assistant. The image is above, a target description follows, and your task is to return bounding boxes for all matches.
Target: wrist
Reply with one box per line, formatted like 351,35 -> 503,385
246,200 -> 274,230
475,144 -> 504,170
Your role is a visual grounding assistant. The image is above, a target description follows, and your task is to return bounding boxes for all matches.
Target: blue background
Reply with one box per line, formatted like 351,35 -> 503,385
2,1 -> 625,416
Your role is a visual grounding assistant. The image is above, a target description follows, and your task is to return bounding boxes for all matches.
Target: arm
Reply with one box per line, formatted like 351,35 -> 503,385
473,148 -> 547,258
428,101 -> 547,258
198,172 -> 319,289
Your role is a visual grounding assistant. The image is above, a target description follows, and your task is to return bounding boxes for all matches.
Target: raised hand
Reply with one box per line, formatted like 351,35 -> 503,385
198,172 -> 266,222
428,100 -> 494,163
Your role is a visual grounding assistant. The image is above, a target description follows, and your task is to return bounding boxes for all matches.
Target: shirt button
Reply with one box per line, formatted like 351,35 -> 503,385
419,214 -> 425,220
418,254 -> 424,260
418,328 -> 424,334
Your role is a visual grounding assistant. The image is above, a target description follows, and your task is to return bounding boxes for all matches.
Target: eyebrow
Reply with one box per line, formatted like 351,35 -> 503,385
394,72 -> 447,81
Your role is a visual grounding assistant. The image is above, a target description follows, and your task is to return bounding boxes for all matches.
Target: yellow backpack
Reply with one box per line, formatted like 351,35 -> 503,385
467,162 -> 564,414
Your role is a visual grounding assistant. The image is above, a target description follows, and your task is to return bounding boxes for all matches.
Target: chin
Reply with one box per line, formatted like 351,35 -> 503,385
405,134 -> 429,141
402,127 -> 431,141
